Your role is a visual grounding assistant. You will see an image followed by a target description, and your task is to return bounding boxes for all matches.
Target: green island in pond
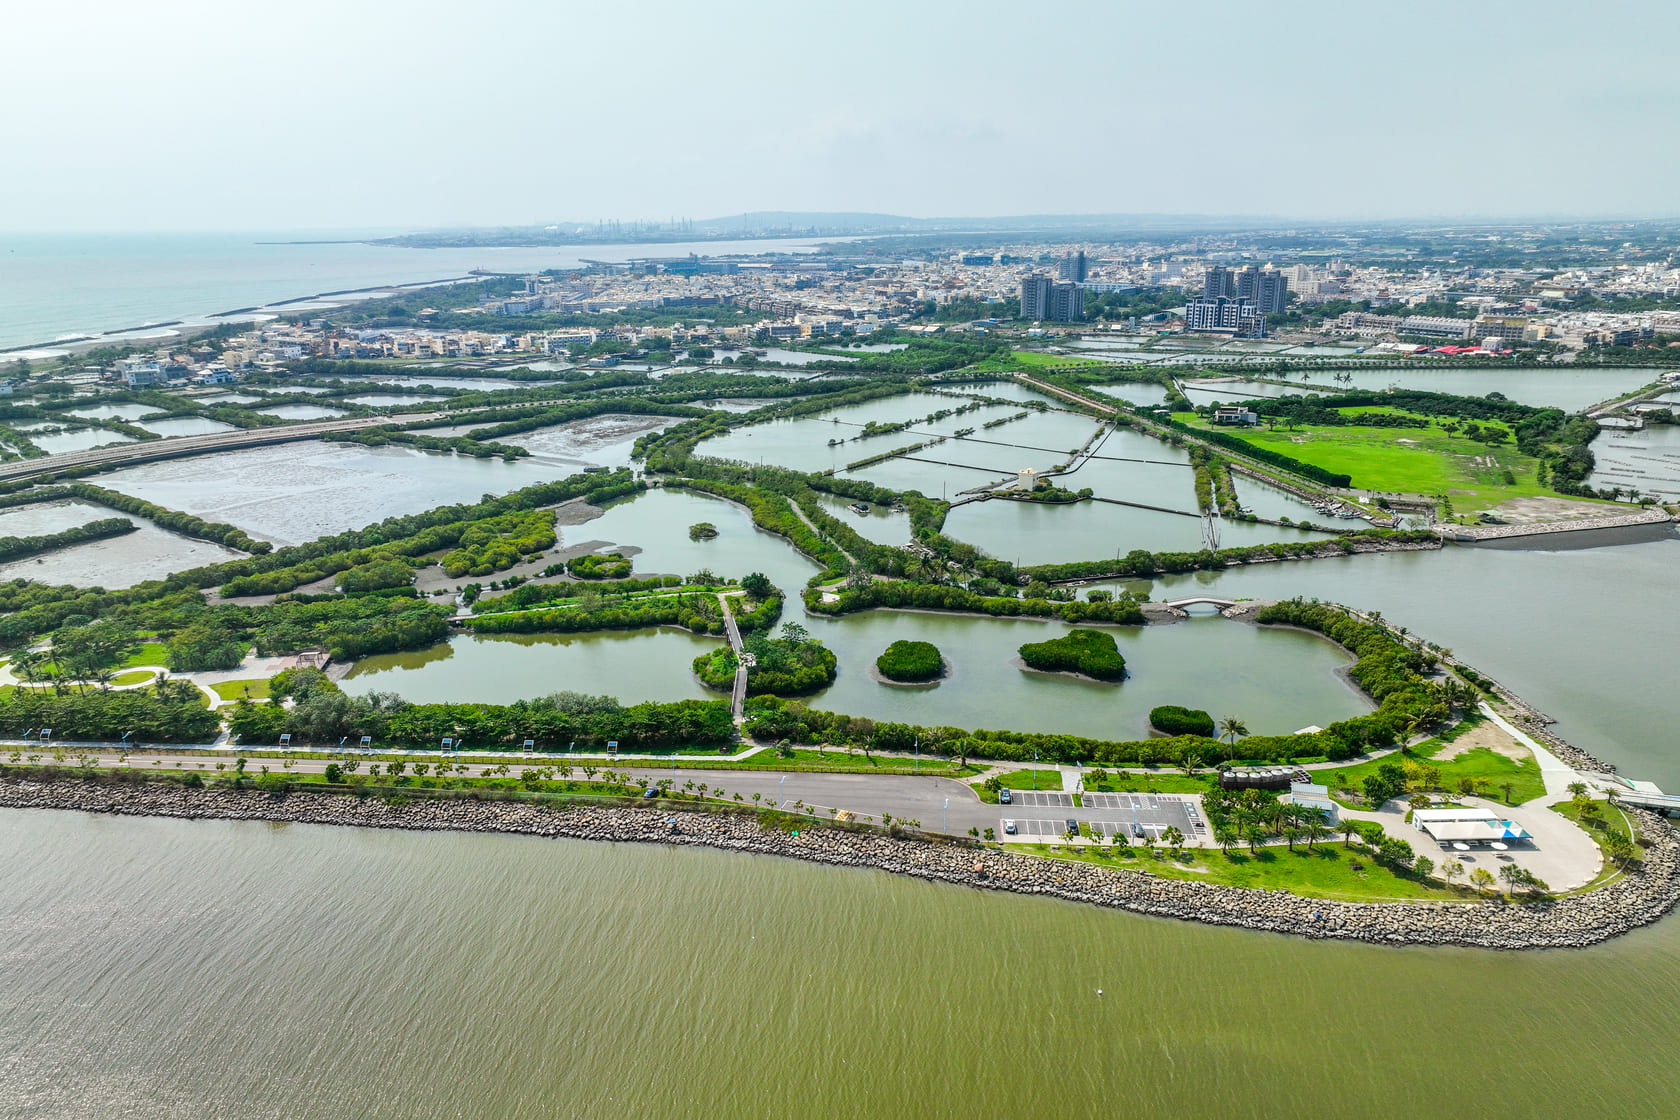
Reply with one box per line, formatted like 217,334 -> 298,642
1017,629 -> 1127,681
694,624 -> 838,696
874,639 -> 944,682
1149,705 -> 1215,738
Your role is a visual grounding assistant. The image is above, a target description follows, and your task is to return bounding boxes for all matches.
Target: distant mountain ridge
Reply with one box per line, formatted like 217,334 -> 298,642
369,211 -> 1276,250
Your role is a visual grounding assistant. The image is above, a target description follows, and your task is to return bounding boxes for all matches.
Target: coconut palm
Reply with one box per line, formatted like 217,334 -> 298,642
1218,716 -> 1250,760
1215,826 -> 1238,855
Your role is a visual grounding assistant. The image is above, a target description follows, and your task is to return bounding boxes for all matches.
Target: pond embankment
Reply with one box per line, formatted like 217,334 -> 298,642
3,777 -> 1674,950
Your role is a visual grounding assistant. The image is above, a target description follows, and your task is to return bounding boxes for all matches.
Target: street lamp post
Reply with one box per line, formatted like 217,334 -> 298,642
943,798 -> 948,834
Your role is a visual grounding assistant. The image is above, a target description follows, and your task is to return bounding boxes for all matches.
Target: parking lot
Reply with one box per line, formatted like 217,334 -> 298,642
1006,791 -> 1075,808
999,792 -> 1204,843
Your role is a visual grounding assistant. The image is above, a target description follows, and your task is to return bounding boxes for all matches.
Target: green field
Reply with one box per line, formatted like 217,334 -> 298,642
212,678 -> 272,701
1080,769 -> 1212,794
972,349 -> 1107,373
119,643 -> 169,669
1024,840 -> 1468,902
1186,409 -> 1553,511
1317,737 -> 1546,808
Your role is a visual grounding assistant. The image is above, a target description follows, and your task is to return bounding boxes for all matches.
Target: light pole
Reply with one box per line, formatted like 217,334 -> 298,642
779,773 -> 786,808
943,798 -> 948,834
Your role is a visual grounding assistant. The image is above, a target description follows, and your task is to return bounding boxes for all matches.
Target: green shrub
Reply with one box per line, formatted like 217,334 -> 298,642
875,639 -> 944,682
1018,629 -> 1127,682
339,558 -> 413,593
1149,705 -> 1215,737
567,552 -> 633,580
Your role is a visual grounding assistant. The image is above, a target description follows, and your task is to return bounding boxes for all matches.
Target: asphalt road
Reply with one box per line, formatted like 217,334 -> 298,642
13,752 -> 1205,841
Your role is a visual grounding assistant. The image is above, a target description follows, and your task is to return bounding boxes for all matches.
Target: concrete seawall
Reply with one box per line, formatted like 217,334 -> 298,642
3,778 -> 1675,950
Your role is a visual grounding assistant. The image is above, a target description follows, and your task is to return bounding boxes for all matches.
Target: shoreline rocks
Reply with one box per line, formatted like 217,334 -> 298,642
3,776 -> 1675,951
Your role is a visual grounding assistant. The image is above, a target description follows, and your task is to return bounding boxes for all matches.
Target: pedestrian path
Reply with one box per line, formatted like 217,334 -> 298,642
1477,701 -> 1580,801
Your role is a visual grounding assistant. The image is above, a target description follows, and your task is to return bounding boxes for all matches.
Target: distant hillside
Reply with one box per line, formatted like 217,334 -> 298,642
370,211 -> 1275,250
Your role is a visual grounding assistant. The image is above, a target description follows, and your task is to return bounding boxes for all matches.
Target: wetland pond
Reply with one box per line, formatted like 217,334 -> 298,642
0,498 -> 244,586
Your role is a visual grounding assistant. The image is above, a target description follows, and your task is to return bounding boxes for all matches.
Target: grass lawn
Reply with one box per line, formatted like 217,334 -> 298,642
971,350 -> 1109,373
1317,739 -> 1545,809
1183,410 -> 1554,511
971,768 -> 1066,802
752,748 -> 978,776
120,643 -> 169,669
1028,840 -> 1471,902
111,669 -> 156,686
213,678 -> 272,701
1081,770 -> 1213,795
1550,797 -> 1640,892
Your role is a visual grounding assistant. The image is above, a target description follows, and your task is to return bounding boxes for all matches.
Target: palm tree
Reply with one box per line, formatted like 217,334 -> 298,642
1283,824 -> 1303,851
1340,818 -> 1361,847
1241,820 -> 1264,854
1218,717 -> 1250,760
1215,827 -> 1238,856
1305,819 -> 1331,851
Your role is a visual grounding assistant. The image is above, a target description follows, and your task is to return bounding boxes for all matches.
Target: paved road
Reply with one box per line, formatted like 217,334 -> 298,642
24,752 -> 1207,840
0,414 -> 445,482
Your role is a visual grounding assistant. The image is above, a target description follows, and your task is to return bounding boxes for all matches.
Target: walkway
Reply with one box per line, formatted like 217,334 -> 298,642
1477,700 -> 1581,801
717,593 -> 748,725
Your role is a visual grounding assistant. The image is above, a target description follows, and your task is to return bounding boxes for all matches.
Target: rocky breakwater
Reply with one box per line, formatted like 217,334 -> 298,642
4,777 -> 1679,949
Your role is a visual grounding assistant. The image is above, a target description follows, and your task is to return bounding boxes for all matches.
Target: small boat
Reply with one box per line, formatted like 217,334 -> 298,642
848,503 -> 870,515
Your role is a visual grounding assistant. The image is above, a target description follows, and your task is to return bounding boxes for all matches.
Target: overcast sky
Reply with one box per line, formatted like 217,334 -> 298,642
4,0 -> 1677,232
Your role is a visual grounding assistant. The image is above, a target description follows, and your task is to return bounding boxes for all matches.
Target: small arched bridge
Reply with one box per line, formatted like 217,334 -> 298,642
1159,597 -> 1240,610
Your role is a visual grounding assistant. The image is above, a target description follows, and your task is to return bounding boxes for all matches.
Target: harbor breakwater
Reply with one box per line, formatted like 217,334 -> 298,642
3,776 -> 1676,950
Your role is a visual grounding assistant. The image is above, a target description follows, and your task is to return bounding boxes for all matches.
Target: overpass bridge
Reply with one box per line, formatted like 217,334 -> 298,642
0,413 -> 449,484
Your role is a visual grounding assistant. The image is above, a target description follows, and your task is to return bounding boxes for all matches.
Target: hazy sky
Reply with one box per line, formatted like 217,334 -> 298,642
5,0 -> 1677,232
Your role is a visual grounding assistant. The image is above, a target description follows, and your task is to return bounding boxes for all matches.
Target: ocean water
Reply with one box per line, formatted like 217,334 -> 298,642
0,232 -> 838,355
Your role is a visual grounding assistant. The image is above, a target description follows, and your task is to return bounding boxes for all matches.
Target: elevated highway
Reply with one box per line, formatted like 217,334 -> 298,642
0,413 -> 448,484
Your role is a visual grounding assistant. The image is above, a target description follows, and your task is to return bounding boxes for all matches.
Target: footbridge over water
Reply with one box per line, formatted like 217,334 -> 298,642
1160,597 -> 1240,610
1140,596 -> 1266,621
